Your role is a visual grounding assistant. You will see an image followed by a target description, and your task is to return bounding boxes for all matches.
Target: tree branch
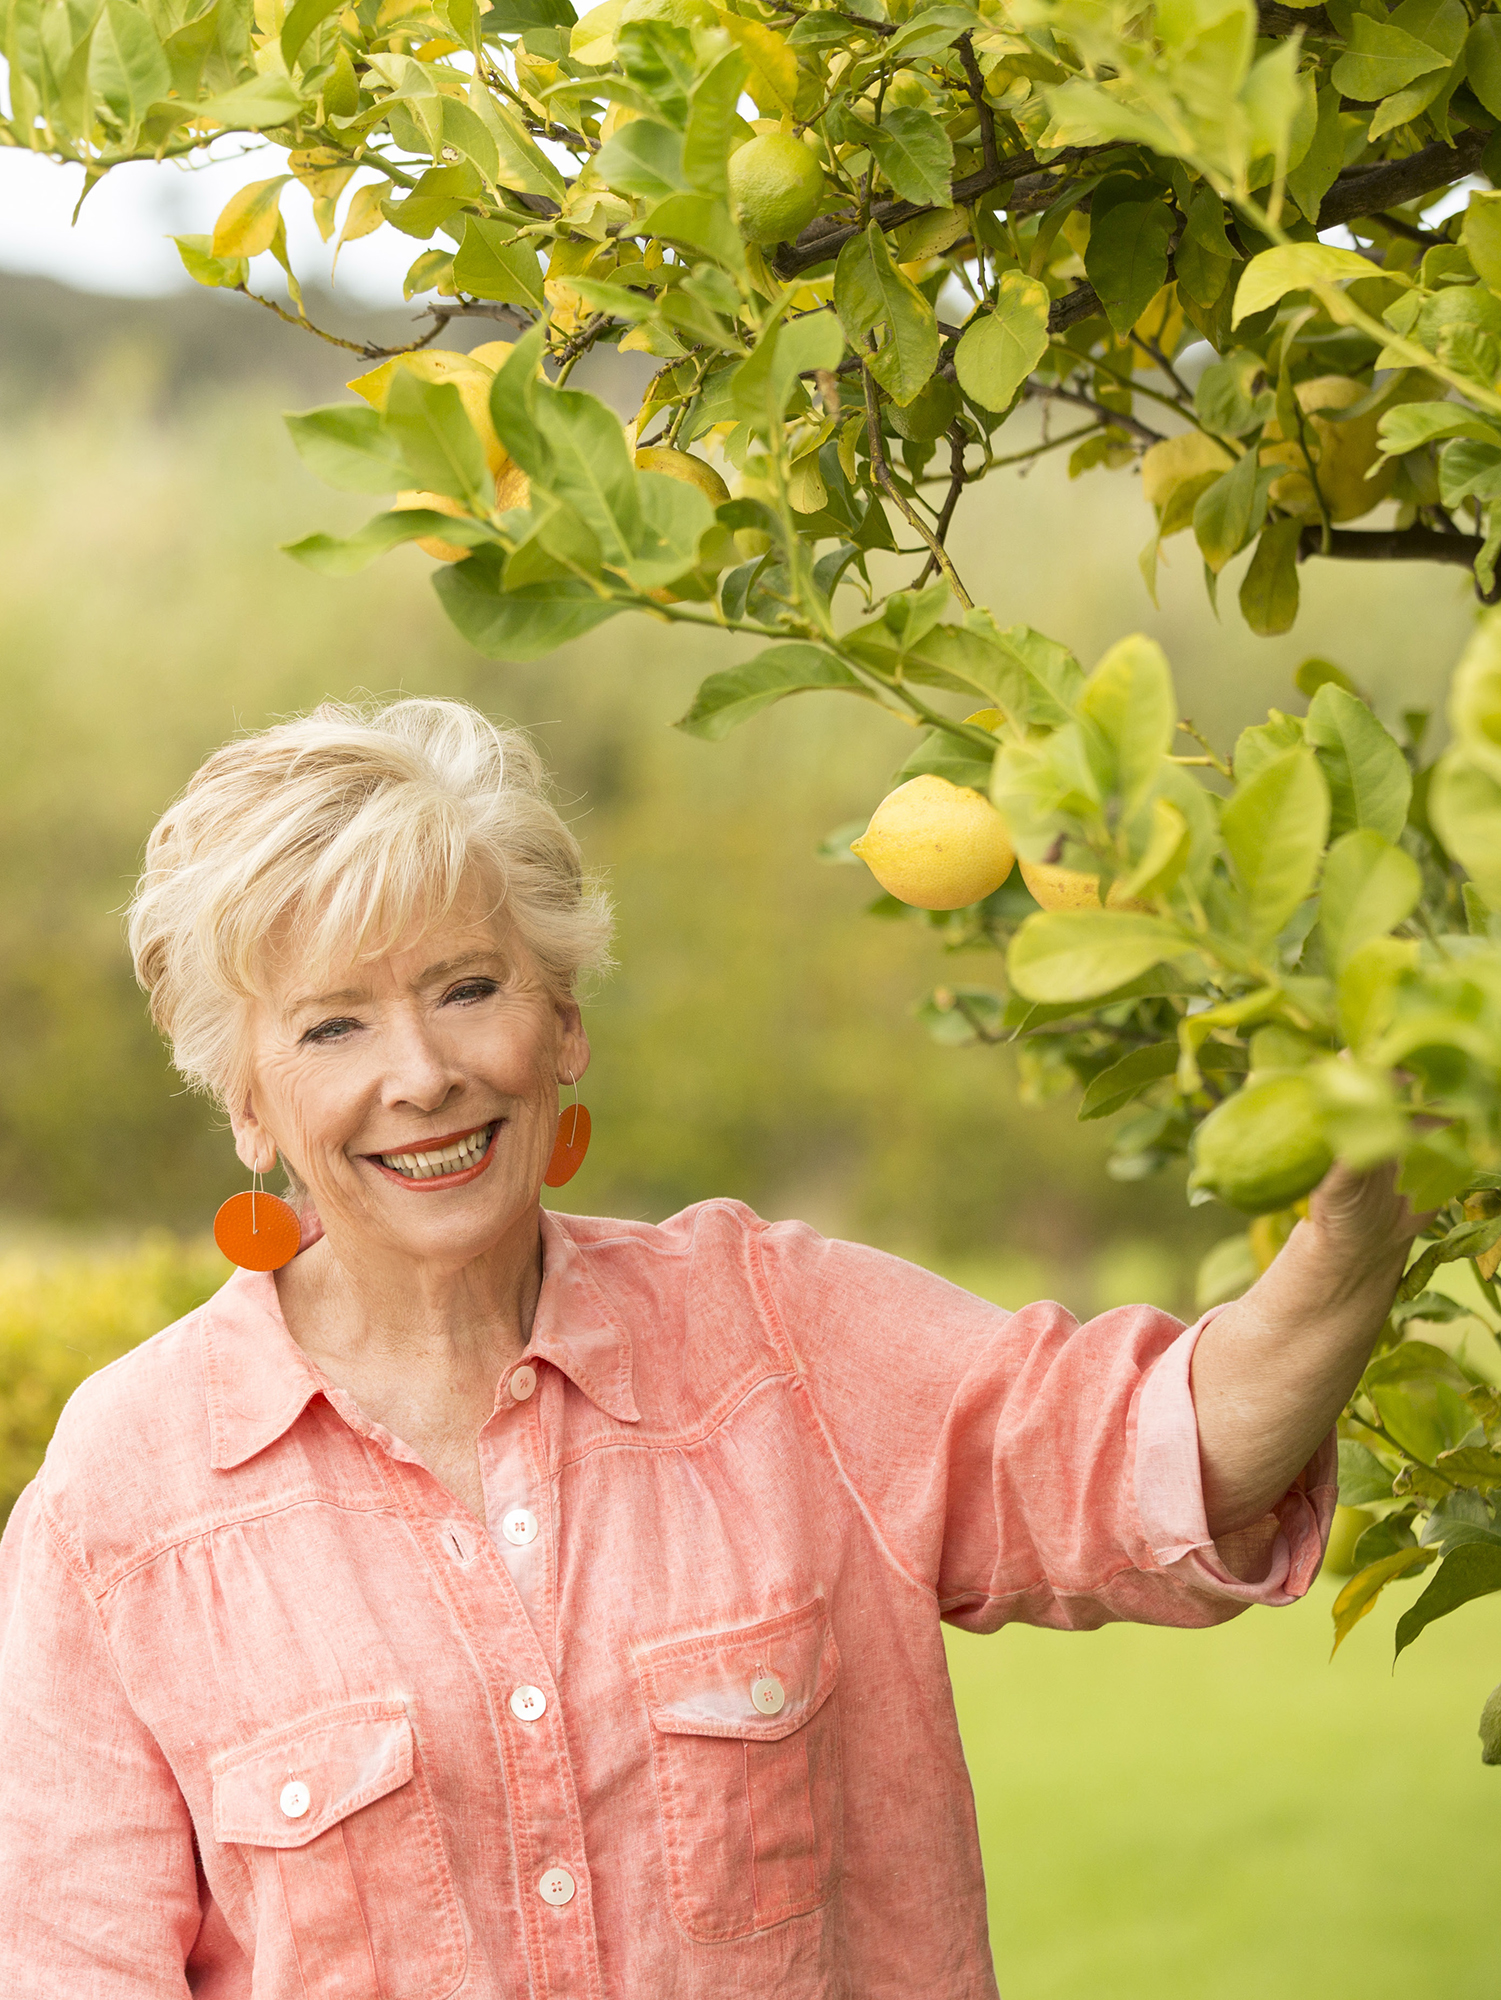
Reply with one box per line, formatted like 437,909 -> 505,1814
1023,378 -> 1162,445
1298,521 -> 1501,602
956,31 -> 999,178
861,363 -> 974,608
914,422 -> 971,589
1317,128 -> 1488,231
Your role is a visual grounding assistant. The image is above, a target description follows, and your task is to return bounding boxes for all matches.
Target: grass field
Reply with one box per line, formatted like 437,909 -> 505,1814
949,1579 -> 1501,1997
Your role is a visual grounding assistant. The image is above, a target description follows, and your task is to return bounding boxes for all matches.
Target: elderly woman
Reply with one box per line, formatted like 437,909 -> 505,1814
0,697 -> 1416,1997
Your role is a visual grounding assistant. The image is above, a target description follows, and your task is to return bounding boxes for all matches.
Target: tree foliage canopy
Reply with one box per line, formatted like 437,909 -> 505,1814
14,0 -> 1501,1689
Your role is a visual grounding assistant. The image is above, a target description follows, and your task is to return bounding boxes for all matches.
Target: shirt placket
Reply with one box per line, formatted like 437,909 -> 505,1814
362,1362 -> 603,2000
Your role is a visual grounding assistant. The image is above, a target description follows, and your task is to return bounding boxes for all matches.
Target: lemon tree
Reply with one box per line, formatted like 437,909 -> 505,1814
16,0 -> 1501,1724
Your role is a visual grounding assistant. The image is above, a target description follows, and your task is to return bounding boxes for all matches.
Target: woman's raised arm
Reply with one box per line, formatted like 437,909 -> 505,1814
1190,1163 -> 1427,1542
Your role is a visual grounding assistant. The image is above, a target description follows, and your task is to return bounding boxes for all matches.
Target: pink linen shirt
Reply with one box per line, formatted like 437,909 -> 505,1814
0,1199 -> 1334,1998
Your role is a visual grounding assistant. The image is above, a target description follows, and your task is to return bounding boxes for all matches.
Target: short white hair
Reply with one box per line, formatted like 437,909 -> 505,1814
128,697 -> 613,1107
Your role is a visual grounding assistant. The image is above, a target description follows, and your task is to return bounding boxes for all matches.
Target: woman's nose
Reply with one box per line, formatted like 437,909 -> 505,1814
382,1013 -> 464,1112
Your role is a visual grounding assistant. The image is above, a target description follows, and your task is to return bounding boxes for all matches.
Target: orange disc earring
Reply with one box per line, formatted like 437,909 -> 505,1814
544,1073 -> 591,1188
214,1160 -> 302,1272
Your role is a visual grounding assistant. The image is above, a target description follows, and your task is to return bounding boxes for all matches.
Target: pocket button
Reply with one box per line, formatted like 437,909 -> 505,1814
279,1780 -> 311,1820
538,1867 -> 576,1907
750,1674 -> 785,1716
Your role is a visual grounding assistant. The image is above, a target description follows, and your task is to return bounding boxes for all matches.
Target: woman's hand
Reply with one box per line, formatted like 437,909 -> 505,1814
1189,1158 -> 1429,1553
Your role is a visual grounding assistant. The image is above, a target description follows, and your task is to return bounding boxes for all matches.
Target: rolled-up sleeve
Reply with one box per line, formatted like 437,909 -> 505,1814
753,1221 -> 1334,1635
0,1482 -> 199,1997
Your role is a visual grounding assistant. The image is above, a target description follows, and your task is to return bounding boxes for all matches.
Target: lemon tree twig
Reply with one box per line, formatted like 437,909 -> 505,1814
861,363 -> 974,608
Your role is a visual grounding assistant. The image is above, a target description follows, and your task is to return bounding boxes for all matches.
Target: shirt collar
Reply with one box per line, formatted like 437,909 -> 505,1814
202,1210 -> 639,1472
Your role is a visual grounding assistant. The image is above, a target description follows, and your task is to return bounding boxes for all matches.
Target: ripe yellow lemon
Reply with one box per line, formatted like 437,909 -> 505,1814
851,775 -> 1015,910
1020,858 -> 1136,910
633,445 -> 730,504
727,132 -> 825,245
394,489 -> 471,563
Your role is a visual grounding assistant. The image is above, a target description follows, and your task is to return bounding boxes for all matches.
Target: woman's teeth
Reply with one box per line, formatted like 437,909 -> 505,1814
377,1124 -> 494,1179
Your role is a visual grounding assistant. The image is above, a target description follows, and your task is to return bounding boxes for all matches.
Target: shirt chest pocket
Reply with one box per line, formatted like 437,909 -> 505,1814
211,1699 -> 466,2000
636,1597 -> 843,1944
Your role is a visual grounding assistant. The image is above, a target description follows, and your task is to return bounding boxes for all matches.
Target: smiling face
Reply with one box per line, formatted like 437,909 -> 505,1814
229,888 -> 589,1280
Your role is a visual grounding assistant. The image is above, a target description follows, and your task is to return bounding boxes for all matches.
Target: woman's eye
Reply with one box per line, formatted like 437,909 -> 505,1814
445,979 -> 499,1005
302,1017 -> 360,1046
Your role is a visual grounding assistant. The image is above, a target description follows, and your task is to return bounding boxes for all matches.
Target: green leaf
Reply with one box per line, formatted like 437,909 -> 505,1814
674,644 -> 867,740
1319,830 -> 1422,971
889,727 -> 995,793
488,320 -> 549,480
595,116 -> 686,199
1078,1041 -> 1178,1121
865,105 -> 953,207
1221,747 -> 1330,945
434,550 -> 622,660
835,222 -> 940,407
1238,517 -> 1301,637
172,234 -> 247,289
1233,708 -> 1304,787
1286,85 -> 1345,224
1331,14 -> 1448,100
1084,193 -> 1174,337
1304,683 -> 1412,840
1397,1215 -> 1501,1302
731,310 -> 843,431
1076,633 -> 1176,817
682,48 -> 748,195
1378,401 -> 1501,456
530,385 -> 641,565
1463,190 -> 1501,295
646,194 -> 745,270
283,405 -> 408,494
1467,13 -> 1501,121
621,471 -> 715,590
953,273 -> 1051,414
195,74 -> 307,129
466,79 -> 567,199
281,0 -> 345,69
385,372 -> 489,509
1192,442 -> 1264,574
1233,243 -> 1374,324
284,507 -> 492,574
1431,750 -> 1501,904
452,216 -> 546,308
1006,910 -> 1190,1003
1394,1544 -> 1501,1663
1330,1545 -> 1437,1655
89,0 -> 170,128
1337,1439 -> 1394,1506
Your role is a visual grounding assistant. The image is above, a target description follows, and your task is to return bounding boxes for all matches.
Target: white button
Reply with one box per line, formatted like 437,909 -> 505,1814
537,1866 -> 576,1906
502,1507 -> 538,1546
510,1364 -> 537,1402
279,1780 -> 311,1820
750,1674 -> 785,1716
510,1684 -> 547,1722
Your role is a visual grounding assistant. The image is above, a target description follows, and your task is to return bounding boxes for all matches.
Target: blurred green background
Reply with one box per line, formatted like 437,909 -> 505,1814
1,268 -> 1495,1995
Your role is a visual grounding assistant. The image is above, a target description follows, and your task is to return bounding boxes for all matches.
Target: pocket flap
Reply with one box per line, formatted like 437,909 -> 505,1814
637,1597 -> 839,1744
212,1699 -> 413,1849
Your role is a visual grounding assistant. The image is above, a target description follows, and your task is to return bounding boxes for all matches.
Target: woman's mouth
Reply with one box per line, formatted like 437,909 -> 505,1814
368,1120 -> 499,1187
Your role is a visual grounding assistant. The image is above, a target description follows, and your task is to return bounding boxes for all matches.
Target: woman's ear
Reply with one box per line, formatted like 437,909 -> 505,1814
555,997 -> 590,1085
227,1095 -> 277,1176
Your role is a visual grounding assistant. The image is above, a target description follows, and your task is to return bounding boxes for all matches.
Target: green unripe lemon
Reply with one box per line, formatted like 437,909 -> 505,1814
1188,1073 -> 1333,1216
727,133 -> 825,245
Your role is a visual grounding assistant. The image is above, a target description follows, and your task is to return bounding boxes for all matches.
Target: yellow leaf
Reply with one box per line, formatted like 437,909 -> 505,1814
1330,1544 -> 1437,1656
332,179 -> 392,274
716,10 -> 797,113
211,176 -> 292,259
1140,431 -> 1233,510
570,0 -> 623,65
